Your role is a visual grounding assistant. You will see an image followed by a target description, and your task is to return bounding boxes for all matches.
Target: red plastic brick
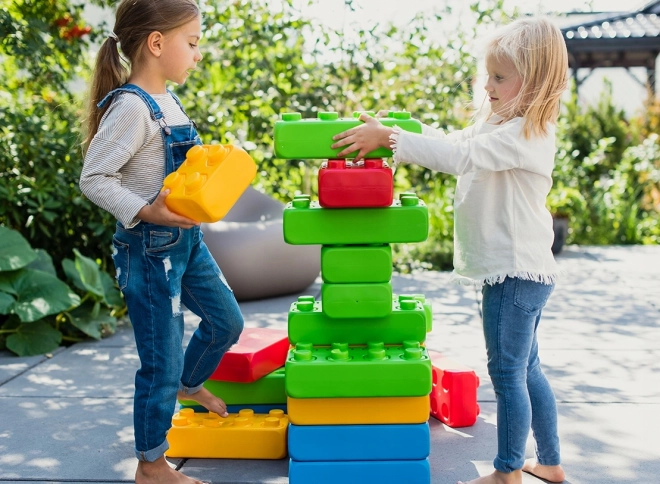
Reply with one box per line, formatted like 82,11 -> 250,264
428,350 -> 480,428
318,159 -> 393,208
209,328 -> 289,383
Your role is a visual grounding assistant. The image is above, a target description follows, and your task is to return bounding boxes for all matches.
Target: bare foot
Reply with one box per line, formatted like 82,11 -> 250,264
177,387 -> 228,417
135,456 -> 206,484
458,470 -> 522,484
522,459 -> 565,483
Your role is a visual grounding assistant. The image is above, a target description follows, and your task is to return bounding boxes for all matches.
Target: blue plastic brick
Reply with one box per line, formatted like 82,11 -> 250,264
288,423 -> 430,461
289,458 -> 431,484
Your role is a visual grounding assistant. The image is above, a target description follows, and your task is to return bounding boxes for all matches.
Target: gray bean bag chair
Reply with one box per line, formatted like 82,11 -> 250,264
202,187 -> 320,301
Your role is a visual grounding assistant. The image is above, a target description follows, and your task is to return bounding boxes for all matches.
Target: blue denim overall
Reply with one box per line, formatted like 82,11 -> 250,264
99,84 -> 244,462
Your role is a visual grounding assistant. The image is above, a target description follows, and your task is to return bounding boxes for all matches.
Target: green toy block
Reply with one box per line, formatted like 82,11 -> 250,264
321,282 -> 392,318
285,341 -> 432,398
398,294 -> 433,332
288,295 -> 427,345
283,195 -> 428,245
321,245 -> 392,284
178,368 -> 286,406
274,111 -> 422,160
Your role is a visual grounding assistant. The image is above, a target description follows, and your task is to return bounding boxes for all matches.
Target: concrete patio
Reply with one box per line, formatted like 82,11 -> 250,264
1,245 -> 658,484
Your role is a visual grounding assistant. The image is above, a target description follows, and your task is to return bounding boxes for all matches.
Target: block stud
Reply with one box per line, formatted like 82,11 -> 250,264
318,111 -> 339,120
282,112 -> 301,121
184,172 -> 204,194
367,341 -> 384,351
269,409 -> 285,419
403,347 -> 423,360
296,342 -> 313,351
367,348 -> 387,360
185,145 -> 206,166
239,409 -> 255,419
172,415 -> 189,427
400,300 -> 417,310
293,349 -> 313,361
162,172 -> 184,191
329,348 -> 350,361
206,144 -> 229,166
296,301 -> 314,312
403,340 -> 421,349
328,159 -> 346,169
331,342 -> 348,352
364,159 -> 384,169
264,417 -> 280,428
234,417 -> 250,427
203,417 -> 220,428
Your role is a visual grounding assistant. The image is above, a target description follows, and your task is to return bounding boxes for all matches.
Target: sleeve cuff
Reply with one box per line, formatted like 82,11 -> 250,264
390,126 -> 403,168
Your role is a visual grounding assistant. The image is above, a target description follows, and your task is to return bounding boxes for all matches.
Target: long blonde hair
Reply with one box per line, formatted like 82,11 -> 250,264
83,0 -> 200,150
485,17 -> 568,139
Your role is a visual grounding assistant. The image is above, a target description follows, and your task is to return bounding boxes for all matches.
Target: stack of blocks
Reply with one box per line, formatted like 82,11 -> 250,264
277,111 -> 433,484
166,328 -> 291,459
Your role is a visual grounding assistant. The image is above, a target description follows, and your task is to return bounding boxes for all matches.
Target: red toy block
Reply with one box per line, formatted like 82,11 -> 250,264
209,328 -> 289,383
428,350 -> 480,428
318,159 -> 393,208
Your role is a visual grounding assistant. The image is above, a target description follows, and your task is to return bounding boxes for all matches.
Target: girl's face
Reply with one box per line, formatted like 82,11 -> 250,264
484,55 -> 522,119
160,16 -> 203,85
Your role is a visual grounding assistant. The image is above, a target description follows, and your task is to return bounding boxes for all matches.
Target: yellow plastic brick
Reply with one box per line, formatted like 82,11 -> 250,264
165,408 -> 288,459
162,144 -> 257,223
287,395 -> 429,425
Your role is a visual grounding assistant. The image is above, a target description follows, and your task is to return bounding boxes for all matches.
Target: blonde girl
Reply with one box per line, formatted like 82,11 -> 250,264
80,1 -> 243,483
332,17 -> 569,484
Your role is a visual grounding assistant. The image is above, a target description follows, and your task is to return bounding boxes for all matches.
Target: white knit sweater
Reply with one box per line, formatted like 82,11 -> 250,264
391,115 -> 558,286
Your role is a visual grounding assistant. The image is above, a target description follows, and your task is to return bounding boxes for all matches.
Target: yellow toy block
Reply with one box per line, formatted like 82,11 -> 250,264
165,408 -> 288,459
287,396 -> 429,426
162,144 -> 257,223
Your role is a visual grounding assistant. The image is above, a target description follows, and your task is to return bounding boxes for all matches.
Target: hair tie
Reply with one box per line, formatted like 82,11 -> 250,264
108,32 -> 119,42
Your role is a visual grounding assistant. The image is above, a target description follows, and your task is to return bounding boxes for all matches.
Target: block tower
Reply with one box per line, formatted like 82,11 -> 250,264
276,111 -> 433,484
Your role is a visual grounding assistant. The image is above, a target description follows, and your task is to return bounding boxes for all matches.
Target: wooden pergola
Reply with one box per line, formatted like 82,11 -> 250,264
560,0 -> 660,94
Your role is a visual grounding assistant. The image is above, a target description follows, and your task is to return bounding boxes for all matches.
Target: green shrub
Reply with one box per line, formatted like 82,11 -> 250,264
0,226 -> 124,356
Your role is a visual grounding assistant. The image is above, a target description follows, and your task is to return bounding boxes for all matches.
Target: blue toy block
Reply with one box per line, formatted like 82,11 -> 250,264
288,423 -> 430,461
289,458 -> 430,484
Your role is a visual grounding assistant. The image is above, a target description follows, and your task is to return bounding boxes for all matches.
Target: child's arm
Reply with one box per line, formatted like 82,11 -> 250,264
332,113 -> 517,175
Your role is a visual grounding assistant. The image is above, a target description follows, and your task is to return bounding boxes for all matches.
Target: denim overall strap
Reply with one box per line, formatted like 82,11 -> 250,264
97,84 -> 172,134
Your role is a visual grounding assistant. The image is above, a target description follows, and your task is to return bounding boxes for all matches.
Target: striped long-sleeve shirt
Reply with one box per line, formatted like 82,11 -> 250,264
80,91 -> 192,228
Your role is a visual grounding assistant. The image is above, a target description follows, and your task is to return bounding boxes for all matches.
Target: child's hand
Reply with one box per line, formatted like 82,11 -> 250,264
331,113 -> 394,162
138,190 -> 200,229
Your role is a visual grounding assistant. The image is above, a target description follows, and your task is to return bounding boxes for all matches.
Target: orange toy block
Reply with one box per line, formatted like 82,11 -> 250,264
209,327 -> 289,383
428,350 -> 480,428
162,144 -> 257,223
166,408 -> 288,459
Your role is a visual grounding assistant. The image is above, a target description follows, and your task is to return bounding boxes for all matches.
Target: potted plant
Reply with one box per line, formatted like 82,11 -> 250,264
546,185 -> 586,254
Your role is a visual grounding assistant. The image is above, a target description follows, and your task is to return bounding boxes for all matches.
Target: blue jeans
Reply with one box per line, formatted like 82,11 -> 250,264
112,222 -> 244,462
481,277 -> 561,473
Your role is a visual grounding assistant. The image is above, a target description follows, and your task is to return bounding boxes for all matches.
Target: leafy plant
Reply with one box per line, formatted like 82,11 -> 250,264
0,226 -> 124,356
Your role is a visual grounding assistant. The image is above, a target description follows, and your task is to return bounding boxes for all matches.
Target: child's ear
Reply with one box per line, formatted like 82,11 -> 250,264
146,31 -> 164,58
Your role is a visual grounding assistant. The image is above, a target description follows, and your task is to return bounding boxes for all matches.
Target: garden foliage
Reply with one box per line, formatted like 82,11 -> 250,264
0,0 -> 658,355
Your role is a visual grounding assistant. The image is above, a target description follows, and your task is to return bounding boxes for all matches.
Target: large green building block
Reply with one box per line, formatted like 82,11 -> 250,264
321,282 -> 392,318
285,342 -> 432,398
178,368 -> 286,406
288,295 -> 427,345
397,294 -> 433,332
283,195 -> 428,245
321,245 -> 392,284
274,111 -> 423,160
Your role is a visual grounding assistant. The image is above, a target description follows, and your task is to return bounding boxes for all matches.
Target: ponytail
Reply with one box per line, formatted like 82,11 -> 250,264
83,36 -> 128,151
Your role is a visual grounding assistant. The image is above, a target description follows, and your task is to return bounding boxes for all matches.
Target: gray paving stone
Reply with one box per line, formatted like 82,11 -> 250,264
0,346 -> 138,398
0,349 -> 65,386
0,396 -> 168,482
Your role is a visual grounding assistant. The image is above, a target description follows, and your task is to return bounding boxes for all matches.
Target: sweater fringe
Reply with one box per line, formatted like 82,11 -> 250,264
389,125 -> 402,170
450,271 -> 559,288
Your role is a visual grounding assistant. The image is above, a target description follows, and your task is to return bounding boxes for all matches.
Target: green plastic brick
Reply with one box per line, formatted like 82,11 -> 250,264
398,294 -> 433,332
285,342 -> 432,398
283,196 -> 428,245
321,282 -> 392,318
321,245 -> 392,284
288,296 -> 427,345
178,368 -> 286,406
274,111 -> 422,160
